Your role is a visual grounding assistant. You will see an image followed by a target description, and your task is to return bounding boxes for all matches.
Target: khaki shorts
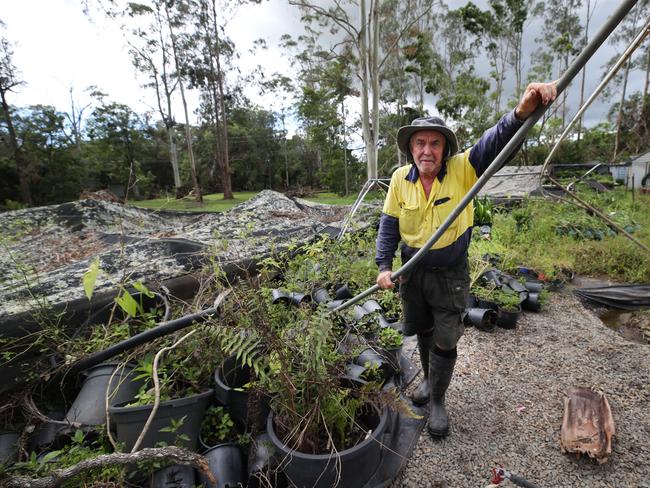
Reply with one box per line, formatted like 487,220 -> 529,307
399,257 -> 470,349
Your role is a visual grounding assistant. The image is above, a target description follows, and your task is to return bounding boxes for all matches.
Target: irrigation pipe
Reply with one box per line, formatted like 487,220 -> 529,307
332,0 -> 640,314
66,290 -> 231,376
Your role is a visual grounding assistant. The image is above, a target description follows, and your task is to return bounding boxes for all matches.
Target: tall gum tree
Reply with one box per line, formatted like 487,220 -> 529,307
187,0 -> 235,199
126,1 -> 184,198
289,0 -> 435,181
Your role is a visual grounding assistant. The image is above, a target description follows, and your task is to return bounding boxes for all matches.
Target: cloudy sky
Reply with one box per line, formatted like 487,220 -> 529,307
1,0 -> 646,131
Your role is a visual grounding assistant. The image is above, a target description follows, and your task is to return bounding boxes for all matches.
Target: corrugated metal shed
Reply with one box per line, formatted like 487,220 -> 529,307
628,151 -> 650,189
477,165 -> 543,199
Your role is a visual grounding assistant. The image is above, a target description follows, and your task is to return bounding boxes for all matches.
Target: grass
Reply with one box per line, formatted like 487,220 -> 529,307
130,190 -> 386,212
303,191 -> 385,205
470,187 -> 650,283
130,192 -> 258,212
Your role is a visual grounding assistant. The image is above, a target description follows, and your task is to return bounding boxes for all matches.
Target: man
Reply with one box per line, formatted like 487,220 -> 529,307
375,82 -> 557,438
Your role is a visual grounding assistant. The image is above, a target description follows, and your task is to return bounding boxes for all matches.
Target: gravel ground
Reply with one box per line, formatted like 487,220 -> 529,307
391,291 -> 650,488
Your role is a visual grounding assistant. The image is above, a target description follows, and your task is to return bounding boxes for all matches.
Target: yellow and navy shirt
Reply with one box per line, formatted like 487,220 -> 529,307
375,110 -> 524,270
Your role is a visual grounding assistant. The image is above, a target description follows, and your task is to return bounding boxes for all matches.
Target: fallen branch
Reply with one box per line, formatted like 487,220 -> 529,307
0,446 -> 217,488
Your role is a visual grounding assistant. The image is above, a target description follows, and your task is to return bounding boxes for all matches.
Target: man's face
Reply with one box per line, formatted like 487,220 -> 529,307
410,130 -> 446,179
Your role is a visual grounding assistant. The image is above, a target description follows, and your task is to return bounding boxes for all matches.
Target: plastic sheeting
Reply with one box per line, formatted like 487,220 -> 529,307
574,285 -> 650,310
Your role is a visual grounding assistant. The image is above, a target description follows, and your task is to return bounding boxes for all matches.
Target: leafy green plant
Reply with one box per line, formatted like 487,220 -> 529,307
7,429 -> 122,486
199,406 -> 237,447
473,197 -> 493,226
492,289 -> 521,311
360,362 -> 384,384
378,327 -> 403,349
377,289 -> 401,320
158,416 -> 191,447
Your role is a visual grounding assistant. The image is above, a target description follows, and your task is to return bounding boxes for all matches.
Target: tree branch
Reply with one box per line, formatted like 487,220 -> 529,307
377,0 -> 436,71
0,446 -> 217,488
289,0 -> 360,40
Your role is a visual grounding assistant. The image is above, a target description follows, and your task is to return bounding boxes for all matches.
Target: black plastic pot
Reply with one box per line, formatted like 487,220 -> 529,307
28,410 -> 66,451
464,308 -> 497,332
198,442 -> 246,488
353,305 -> 369,320
522,292 -> 542,312
334,284 -> 353,300
266,403 -> 388,488
524,281 -> 544,293
477,298 -> 498,310
0,432 -> 19,465
496,306 -> 521,329
312,288 -> 331,304
214,356 -> 270,432
248,433 -> 288,488
271,289 -> 310,307
379,346 -> 402,374
362,300 -> 383,314
354,348 -> 392,383
64,362 -> 143,428
108,389 -> 213,451
146,464 -> 196,488
343,363 -> 368,384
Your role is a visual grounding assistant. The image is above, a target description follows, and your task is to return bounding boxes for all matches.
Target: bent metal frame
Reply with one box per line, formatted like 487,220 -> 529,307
336,177 -> 391,239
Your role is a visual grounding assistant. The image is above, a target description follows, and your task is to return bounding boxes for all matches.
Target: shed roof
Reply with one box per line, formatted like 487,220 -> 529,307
477,165 -> 543,199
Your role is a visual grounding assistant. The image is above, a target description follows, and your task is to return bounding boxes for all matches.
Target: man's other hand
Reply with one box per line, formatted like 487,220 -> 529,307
515,81 -> 557,120
377,270 -> 394,289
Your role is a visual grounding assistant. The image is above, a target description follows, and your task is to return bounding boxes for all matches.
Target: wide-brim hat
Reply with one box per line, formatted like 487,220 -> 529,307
397,116 -> 458,160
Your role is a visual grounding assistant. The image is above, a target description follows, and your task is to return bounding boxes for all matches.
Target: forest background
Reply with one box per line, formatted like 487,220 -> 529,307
1,0 -> 650,210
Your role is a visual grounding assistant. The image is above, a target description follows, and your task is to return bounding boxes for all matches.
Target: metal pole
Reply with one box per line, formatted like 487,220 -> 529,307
540,14 -> 650,178
332,0 -> 640,314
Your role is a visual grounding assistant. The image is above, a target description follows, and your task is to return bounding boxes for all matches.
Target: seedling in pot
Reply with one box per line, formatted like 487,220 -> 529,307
378,327 -> 403,349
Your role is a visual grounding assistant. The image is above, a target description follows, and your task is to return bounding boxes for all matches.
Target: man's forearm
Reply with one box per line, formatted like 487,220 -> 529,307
469,109 -> 524,176
375,213 -> 400,271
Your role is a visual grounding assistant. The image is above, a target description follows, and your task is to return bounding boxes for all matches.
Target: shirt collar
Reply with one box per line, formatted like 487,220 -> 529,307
405,160 -> 448,183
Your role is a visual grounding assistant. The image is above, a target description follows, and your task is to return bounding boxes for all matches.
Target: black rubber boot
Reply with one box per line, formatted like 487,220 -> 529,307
410,334 -> 434,405
427,351 -> 457,438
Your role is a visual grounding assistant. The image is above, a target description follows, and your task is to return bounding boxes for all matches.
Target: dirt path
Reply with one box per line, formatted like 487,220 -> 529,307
393,292 -> 650,488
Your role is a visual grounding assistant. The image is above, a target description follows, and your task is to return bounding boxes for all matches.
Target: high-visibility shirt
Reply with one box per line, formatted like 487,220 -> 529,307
375,110 -> 524,271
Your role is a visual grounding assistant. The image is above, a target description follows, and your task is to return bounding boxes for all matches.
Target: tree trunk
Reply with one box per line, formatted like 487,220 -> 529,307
0,89 -> 32,205
164,0 -> 202,202
637,41 -> 650,153
577,0 -> 591,143
211,0 -> 233,200
359,0 -> 377,181
613,56 -> 632,161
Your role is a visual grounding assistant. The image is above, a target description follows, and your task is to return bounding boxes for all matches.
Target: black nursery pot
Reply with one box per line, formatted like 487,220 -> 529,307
522,292 -> 542,312
477,298 -> 499,310
214,356 -> 270,432
496,306 -> 521,329
0,432 -> 19,465
198,442 -> 246,488
64,362 -> 143,428
266,403 -> 389,488
464,308 -> 497,332
379,345 -> 402,374
146,464 -> 196,488
354,348 -> 392,383
108,389 -> 213,451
